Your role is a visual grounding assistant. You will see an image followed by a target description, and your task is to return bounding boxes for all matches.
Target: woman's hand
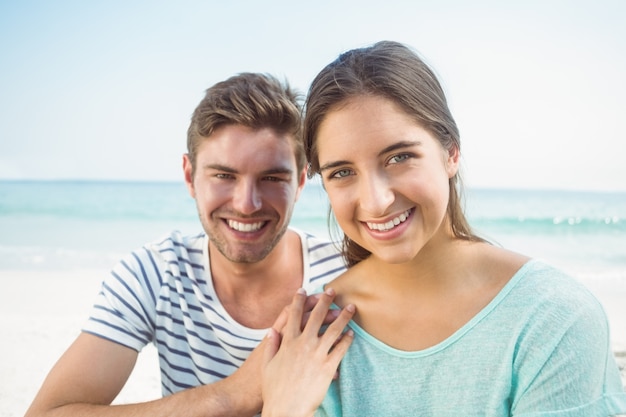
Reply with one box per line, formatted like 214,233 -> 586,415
261,288 -> 355,417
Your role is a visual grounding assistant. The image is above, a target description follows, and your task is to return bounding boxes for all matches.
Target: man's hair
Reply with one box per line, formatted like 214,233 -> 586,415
187,73 -> 305,177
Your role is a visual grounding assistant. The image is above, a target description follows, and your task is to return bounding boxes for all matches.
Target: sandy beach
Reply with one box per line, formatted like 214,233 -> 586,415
0,269 -> 161,416
1,268 -> 624,416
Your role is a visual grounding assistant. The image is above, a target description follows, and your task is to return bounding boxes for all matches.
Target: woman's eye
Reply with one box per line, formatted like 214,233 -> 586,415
331,169 -> 352,179
388,154 -> 410,164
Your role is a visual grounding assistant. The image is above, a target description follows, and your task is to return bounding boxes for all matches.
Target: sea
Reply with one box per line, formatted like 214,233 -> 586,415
1,180 -> 625,286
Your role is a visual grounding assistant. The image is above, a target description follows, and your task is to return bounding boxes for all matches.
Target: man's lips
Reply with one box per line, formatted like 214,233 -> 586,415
226,219 -> 266,232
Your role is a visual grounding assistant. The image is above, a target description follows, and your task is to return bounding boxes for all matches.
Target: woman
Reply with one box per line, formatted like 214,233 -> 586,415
261,41 -> 626,416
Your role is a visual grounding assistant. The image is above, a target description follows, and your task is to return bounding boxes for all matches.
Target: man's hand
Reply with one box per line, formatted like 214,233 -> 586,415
271,290 -> 343,335
261,288 -> 355,417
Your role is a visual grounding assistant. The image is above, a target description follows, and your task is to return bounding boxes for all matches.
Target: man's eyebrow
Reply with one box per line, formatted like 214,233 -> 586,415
260,167 -> 294,176
203,164 -> 293,176
319,140 -> 421,173
203,163 -> 236,173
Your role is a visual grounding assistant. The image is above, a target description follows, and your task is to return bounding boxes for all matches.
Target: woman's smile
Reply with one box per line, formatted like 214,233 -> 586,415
364,208 -> 413,232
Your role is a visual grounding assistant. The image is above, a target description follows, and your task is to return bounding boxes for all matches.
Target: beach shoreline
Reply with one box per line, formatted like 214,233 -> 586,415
1,268 -> 624,416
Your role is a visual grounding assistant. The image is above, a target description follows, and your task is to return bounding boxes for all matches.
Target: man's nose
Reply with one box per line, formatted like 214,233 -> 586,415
232,179 -> 262,214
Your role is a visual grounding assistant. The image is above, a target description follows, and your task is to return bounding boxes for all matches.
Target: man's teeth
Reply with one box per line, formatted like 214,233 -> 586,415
366,210 -> 411,231
228,220 -> 264,232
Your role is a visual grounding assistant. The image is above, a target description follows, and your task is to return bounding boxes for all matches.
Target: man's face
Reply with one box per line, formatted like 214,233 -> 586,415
184,125 -> 305,264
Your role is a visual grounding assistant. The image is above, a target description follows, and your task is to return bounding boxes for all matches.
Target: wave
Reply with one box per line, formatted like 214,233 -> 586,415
471,215 -> 625,234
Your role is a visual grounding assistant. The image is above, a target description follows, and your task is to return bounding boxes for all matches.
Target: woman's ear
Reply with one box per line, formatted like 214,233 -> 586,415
446,145 -> 460,178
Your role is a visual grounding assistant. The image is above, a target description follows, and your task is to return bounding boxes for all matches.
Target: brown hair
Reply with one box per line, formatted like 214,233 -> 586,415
304,41 -> 485,266
187,73 -> 305,177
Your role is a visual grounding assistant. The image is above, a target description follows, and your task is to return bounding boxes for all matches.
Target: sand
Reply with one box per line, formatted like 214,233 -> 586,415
1,269 -> 624,416
0,270 -> 160,416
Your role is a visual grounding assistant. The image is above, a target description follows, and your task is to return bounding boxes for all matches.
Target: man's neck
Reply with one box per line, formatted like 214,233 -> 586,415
208,230 -> 304,328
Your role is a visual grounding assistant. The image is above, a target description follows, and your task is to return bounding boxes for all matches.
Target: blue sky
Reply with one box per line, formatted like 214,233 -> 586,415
1,0 -> 625,191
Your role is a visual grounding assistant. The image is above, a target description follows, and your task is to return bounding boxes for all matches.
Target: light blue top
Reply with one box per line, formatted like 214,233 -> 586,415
317,260 -> 626,416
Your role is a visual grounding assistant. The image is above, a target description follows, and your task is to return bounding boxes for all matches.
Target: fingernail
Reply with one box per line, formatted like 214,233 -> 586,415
346,304 -> 355,313
296,288 -> 306,295
325,287 -> 335,296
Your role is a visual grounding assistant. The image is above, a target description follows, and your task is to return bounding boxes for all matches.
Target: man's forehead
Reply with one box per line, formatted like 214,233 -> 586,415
198,146 -> 297,175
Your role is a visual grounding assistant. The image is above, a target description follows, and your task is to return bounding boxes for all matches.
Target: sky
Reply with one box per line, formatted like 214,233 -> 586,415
1,0 -> 625,191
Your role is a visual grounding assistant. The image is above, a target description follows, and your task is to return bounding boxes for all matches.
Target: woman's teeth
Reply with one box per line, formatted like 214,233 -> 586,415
366,209 -> 411,231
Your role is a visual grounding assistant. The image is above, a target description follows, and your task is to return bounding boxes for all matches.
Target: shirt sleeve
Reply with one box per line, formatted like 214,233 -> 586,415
82,247 -> 160,351
511,289 -> 626,416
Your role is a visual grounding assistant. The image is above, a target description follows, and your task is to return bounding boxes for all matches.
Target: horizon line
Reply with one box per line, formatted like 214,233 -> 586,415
1,178 -> 625,194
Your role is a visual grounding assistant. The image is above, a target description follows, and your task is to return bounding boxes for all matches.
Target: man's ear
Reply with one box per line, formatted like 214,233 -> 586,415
294,167 -> 307,201
183,153 -> 196,198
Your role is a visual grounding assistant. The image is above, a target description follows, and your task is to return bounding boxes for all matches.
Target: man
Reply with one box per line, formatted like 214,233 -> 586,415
25,73 -> 346,416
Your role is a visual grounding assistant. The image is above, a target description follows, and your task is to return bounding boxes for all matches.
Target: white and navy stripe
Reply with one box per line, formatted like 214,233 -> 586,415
83,229 -> 345,396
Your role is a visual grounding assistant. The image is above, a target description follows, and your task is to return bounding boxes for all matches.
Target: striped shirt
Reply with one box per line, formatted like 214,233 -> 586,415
83,228 -> 346,396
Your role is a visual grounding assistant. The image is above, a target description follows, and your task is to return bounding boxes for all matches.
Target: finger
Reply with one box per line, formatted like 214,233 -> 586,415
301,308 -> 341,330
327,329 -> 355,367
272,293 -> 322,334
299,293 -> 323,329
271,305 -> 289,334
284,288 -> 307,338
301,287 -> 336,337
303,293 -> 323,312
322,308 -> 342,325
262,328 -> 281,366
319,304 -> 355,352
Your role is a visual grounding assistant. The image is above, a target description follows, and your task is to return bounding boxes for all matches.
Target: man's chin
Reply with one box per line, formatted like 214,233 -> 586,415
213,241 -> 276,264
223,250 -> 273,264
207,223 -> 289,263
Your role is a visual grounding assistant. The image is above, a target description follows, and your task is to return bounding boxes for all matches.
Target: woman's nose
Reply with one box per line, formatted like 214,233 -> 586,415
359,171 -> 394,217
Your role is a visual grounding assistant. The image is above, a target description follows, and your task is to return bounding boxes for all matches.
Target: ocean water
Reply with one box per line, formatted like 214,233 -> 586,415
1,180 -> 625,284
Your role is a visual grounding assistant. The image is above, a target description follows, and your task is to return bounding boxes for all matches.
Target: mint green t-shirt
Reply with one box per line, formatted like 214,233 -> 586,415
317,260 -> 626,416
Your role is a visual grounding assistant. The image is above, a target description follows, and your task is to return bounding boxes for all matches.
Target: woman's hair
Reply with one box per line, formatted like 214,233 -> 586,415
187,72 -> 305,178
303,40 -> 485,266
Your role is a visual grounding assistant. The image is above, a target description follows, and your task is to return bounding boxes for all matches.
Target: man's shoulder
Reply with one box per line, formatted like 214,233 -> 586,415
291,228 -> 346,288
291,228 -> 342,258
123,230 -> 206,270
143,230 -> 206,252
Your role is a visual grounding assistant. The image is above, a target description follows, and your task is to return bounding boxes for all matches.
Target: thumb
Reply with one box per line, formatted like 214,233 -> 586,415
262,327 -> 281,366
272,306 -> 289,334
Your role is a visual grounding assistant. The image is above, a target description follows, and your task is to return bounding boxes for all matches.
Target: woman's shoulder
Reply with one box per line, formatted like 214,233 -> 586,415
464,243 -> 603,314
513,259 -> 599,301
473,243 -> 529,275
321,261 -> 372,308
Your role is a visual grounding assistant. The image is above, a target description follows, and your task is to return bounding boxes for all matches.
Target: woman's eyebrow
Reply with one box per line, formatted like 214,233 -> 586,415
377,140 -> 421,157
319,160 -> 350,173
319,140 -> 421,173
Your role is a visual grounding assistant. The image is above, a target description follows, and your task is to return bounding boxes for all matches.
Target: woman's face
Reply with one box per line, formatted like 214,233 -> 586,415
316,95 -> 459,264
